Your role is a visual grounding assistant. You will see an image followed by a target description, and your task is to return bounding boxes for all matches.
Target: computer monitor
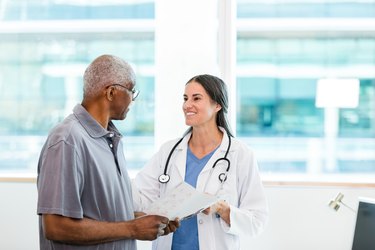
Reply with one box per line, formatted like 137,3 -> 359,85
352,197 -> 375,250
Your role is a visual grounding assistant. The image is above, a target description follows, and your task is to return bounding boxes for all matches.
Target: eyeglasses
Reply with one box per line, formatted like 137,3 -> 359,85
108,84 -> 140,101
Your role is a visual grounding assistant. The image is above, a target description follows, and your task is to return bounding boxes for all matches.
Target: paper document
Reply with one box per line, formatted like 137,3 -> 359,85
144,182 -> 219,220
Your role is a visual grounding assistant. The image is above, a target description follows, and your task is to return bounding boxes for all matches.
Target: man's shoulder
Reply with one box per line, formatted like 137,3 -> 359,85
47,114 -> 84,146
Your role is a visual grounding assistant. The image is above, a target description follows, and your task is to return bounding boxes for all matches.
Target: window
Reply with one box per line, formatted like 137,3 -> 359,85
236,0 -> 375,174
1,0 -> 374,178
0,1 -> 155,174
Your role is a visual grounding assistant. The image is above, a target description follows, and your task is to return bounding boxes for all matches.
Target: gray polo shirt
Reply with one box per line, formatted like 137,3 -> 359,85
37,104 -> 136,250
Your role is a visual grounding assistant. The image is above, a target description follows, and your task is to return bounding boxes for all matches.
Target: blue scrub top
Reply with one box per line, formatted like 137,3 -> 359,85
172,146 -> 218,250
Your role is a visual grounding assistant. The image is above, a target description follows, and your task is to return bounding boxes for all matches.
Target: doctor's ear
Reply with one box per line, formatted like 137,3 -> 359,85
216,103 -> 222,112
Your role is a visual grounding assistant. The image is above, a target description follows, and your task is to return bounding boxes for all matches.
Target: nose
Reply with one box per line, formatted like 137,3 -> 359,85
183,99 -> 192,110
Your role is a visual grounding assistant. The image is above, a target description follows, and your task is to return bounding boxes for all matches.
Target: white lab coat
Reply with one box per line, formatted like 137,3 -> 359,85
132,128 -> 268,250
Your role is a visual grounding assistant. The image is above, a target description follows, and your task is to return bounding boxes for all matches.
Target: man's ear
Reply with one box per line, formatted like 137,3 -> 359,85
106,86 -> 114,101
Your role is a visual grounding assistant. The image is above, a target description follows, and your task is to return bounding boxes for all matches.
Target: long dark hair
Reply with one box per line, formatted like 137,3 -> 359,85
185,74 -> 234,137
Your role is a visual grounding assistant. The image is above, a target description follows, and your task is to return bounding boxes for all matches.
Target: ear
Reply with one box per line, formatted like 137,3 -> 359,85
106,86 -> 115,101
216,103 -> 222,112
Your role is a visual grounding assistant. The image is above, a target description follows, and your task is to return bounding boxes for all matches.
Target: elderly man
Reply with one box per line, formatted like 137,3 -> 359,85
37,54 -> 178,249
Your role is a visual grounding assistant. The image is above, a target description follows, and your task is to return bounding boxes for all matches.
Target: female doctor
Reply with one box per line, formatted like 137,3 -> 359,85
132,74 -> 268,250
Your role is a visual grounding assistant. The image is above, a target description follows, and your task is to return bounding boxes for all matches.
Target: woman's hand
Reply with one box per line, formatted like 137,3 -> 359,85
203,200 -> 231,226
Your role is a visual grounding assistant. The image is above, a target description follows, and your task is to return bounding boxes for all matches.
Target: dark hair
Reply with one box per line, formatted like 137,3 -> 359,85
185,74 -> 233,137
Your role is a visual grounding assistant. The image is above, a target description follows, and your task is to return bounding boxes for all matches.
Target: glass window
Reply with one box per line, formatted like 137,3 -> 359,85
237,0 -> 375,18
3,0 -> 154,20
0,1 -> 155,174
237,1 -> 375,175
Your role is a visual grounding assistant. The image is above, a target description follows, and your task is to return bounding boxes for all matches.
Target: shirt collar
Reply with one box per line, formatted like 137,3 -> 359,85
73,104 -> 122,138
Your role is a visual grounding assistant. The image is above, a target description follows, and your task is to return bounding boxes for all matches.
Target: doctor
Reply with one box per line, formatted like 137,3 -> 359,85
133,74 -> 268,250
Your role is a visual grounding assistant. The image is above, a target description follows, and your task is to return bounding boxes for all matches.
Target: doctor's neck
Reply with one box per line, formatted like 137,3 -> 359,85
189,126 -> 223,148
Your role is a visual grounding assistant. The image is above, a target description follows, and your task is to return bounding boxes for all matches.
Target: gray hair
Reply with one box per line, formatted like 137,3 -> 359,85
83,54 -> 136,98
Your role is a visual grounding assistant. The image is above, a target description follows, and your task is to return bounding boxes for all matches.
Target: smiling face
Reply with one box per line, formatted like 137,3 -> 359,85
182,81 -> 221,128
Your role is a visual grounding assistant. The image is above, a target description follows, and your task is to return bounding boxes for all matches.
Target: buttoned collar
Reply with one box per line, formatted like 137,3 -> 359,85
73,104 -> 122,139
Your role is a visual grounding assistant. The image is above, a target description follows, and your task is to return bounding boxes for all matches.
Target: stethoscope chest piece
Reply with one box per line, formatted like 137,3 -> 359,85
158,174 -> 170,183
218,173 -> 227,183
214,157 -> 230,183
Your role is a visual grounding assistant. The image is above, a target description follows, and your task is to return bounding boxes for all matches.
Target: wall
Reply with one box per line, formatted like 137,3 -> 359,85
0,182 -> 39,250
1,181 -> 374,250
251,185 -> 372,250
154,0 -> 218,148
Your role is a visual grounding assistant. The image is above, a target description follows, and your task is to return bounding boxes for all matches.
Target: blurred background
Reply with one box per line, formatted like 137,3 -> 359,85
1,0 -> 374,177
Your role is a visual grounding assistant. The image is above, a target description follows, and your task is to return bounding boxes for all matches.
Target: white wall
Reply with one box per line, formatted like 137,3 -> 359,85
1,181 -> 374,250
0,182 -> 39,250
251,185 -> 373,250
154,0 -> 219,148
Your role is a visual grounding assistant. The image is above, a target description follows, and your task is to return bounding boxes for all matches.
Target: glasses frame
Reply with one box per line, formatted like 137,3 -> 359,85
107,83 -> 140,101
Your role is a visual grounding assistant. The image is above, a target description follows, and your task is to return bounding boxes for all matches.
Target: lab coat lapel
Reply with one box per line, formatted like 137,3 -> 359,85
171,133 -> 190,184
196,128 -> 232,191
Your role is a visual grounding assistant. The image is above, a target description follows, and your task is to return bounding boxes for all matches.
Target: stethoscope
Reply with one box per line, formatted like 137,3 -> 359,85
158,132 -> 232,185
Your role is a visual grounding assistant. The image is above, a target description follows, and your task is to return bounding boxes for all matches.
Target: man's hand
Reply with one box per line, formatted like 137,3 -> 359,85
134,211 -> 146,218
161,218 -> 180,236
131,215 -> 180,240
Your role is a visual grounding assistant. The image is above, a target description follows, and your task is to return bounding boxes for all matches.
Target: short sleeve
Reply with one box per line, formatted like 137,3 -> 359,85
37,140 -> 83,219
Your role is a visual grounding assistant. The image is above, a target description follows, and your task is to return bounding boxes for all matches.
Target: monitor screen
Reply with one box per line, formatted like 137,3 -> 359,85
352,197 -> 375,250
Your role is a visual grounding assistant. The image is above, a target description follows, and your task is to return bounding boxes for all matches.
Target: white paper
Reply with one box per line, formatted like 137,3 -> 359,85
144,182 -> 219,220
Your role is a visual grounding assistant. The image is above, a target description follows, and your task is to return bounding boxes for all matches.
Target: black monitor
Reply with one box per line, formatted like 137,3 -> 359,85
352,197 -> 375,250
